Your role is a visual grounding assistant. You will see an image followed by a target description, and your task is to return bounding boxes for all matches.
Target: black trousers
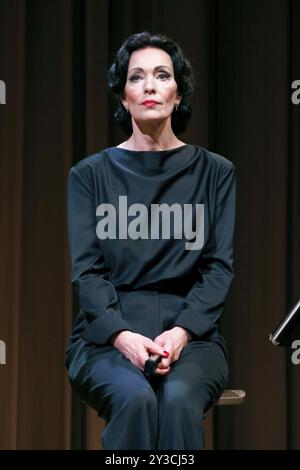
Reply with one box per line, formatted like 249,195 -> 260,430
66,290 -> 228,450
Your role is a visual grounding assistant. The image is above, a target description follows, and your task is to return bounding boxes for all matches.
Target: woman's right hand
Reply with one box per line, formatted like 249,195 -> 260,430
111,330 -> 169,373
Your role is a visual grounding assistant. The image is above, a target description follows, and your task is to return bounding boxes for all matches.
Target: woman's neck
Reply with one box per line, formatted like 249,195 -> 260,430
117,135 -> 186,151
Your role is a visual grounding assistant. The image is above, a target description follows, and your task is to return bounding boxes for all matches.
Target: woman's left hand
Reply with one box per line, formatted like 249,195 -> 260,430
153,326 -> 192,375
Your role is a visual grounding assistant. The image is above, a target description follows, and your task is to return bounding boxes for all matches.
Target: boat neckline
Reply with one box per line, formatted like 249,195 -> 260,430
112,144 -> 189,153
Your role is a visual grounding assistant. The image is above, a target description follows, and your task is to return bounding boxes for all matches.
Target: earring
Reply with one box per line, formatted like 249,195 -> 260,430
175,103 -> 179,111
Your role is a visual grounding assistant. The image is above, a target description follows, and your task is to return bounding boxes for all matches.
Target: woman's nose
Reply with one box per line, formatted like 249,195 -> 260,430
144,75 -> 156,93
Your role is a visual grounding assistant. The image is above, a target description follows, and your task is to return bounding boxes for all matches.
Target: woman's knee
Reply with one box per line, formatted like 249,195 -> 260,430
159,381 -> 213,418
114,384 -> 158,413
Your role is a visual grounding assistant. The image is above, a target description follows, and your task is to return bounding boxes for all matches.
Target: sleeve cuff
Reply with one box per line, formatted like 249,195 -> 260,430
81,315 -> 133,346
171,309 -> 216,340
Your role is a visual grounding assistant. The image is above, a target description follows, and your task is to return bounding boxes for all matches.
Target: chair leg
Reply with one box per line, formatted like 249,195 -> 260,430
203,408 -> 214,450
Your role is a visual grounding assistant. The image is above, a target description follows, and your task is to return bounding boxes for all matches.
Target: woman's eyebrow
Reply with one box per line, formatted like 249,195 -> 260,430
128,65 -> 172,73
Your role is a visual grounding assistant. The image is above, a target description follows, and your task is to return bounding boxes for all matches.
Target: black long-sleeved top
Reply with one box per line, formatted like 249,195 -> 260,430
67,144 -> 236,346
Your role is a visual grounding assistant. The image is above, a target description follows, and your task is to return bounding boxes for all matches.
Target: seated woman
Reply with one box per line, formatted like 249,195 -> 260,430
65,30 -> 236,450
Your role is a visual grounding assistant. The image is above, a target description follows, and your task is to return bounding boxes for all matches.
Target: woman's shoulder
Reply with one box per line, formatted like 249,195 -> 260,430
69,145 -> 235,179
197,145 -> 235,173
69,148 -> 110,179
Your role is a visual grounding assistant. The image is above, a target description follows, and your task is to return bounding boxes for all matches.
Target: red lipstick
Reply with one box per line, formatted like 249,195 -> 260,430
142,100 -> 160,106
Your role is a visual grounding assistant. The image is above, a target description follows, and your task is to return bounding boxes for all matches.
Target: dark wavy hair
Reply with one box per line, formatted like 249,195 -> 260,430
106,31 -> 195,136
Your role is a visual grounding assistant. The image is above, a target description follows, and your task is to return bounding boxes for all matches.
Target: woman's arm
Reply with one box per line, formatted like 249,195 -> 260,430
170,163 -> 236,340
67,166 -> 132,345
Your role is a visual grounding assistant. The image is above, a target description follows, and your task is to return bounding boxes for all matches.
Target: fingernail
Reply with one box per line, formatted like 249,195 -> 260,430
163,350 -> 169,357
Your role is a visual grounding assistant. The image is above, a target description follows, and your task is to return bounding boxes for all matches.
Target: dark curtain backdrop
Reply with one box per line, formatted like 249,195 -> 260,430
0,0 -> 299,450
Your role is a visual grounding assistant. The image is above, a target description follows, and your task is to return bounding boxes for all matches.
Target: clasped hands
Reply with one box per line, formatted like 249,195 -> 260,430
111,327 -> 192,376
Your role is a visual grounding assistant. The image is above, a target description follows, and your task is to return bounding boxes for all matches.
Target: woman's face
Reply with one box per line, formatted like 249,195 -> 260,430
121,47 -> 181,126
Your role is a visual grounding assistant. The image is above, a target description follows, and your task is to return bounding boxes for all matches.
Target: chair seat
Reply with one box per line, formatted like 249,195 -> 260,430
215,389 -> 246,406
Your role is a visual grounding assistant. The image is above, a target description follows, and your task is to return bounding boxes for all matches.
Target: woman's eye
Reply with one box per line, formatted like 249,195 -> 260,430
129,75 -> 141,82
129,73 -> 170,82
157,73 -> 170,80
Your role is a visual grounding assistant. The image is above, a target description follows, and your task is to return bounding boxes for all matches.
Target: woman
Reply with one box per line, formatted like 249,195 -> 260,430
66,31 -> 236,450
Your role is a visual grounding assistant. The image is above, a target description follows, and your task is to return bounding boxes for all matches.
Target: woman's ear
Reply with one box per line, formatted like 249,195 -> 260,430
120,93 -> 127,109
174,99 -> 181,109
175,93 -> 182,108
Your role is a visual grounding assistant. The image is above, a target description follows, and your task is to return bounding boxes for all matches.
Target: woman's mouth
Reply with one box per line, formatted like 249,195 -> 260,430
142,100 -> 160,107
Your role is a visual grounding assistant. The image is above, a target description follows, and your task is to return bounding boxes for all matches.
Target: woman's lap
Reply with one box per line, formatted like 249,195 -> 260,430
66,337 -> 228,419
